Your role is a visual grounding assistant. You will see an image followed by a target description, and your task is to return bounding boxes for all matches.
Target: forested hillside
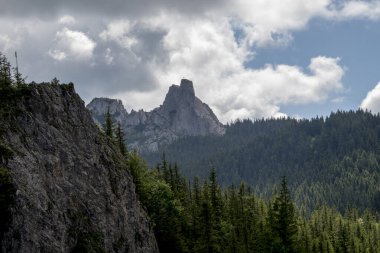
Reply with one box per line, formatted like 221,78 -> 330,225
145,111 -> 380,213
129,155 -> 380,253
102,113 -> 380,252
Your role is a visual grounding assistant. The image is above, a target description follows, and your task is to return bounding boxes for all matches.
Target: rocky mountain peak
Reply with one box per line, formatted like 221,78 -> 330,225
87,79 -> 225,153
164,79 -> 196,108
87,97 -> 128,125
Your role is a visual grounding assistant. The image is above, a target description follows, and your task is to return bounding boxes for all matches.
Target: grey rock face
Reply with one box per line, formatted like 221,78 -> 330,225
86,97 -> 128,126
87,79 -> 225,153
0,84 -> 158,253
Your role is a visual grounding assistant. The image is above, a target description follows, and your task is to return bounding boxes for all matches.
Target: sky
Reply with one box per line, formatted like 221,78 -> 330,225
1,0 -> 380,123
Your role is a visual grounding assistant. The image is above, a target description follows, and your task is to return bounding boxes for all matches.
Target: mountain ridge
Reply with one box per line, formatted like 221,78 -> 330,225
87,79 -> 225,152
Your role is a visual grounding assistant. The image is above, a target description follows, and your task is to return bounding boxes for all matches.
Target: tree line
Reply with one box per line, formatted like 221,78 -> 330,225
127,153 -> 380,253
145,112 -> 380,214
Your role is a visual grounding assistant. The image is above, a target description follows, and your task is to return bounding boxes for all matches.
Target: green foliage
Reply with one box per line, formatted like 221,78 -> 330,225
0,53 -> 12,88
51,77 -> 60,85
146,110 -> 380,213
269,177 -> 298,253
128,152 -> 187,252
0,52 -> 26,89
116,122 -> 127,156
0,52 -> 31,123
129,154 -> 380,253
103,108 -> 114,138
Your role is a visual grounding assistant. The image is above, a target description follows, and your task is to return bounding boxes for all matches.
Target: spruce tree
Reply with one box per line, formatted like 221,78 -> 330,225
116,122 -> 127,156
0,53 -> 12,88
270,177 -> 298,253
103,107 -> 114,138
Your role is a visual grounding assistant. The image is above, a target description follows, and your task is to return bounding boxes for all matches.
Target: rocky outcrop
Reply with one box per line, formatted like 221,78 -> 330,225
87,79 -> 225,153
0,84 -> 158,253
88,97 -> 128,126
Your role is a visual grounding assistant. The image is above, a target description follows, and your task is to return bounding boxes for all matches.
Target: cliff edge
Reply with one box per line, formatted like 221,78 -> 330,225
0,83 -> 158,252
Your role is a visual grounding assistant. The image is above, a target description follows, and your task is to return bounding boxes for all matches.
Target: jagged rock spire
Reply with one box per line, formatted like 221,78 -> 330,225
87,79 -> 225,152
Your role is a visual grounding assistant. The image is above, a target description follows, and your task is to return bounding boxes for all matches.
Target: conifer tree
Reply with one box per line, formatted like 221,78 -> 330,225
270,177 -> 298,253
103,107 -> 114,138
51,77 -> 60,85
0,53 -> 12,88
116,122 -> 127,156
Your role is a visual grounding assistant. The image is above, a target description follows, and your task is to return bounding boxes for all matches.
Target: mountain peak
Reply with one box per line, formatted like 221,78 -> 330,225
165,79 -> 195,107
87,79 -> 225,152
87,97 -> 128,125
180,78 -> 195,95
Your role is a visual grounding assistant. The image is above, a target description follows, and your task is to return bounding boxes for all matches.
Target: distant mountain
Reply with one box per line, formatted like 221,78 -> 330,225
87,79 -> 225,152
87,97 -> 128,125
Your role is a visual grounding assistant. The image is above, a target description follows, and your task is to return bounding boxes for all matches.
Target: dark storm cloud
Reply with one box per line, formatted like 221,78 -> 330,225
0,0 -> 226,18
0,13 -> 167,103
132,27 -> 168,63
0,0 -> 223,104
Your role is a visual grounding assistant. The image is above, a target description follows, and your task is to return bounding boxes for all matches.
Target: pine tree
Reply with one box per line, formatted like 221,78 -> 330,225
270,177 -> 298,253
0,53 -> 12,88
116,122 -> 127,156
103,107 -> 114,138
51,77 -> 60,85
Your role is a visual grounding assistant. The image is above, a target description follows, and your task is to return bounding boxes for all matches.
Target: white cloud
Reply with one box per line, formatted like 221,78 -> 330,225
50,27 -> 96,60
3,0 -> 376,121
99,20 -> 138,49
58,15 -> 77,25
48,49 -> 66,61
110,17 -> 345,121
334,1 -> 380,20
360,82 -> 380,113
206,56 -> 344,121
224,0 -> 331,47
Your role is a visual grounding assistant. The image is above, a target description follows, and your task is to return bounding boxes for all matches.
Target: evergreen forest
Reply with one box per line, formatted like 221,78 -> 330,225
145,113 -> 380,214
129,153 -> 380,253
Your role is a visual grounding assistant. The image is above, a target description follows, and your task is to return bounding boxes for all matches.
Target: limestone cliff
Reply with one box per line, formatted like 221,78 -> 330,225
87,79 -> 225,153
0,84 -> 158,253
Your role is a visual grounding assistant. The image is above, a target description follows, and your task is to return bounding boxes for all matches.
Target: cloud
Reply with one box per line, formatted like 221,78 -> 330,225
0,34 -> 19,52
112,17 -> 344,121
333,1 -> 380,20
211,56 -> 344,121
0,0 -> 227,18
360,82 -> 380,113
50,27 -> 96,60
223,0 -> 331,47
1,0 -> 375,121
104,48 -> 113,65
58,15 -> 76,25
48,49 -> 66,61
99,20 -> 138,49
